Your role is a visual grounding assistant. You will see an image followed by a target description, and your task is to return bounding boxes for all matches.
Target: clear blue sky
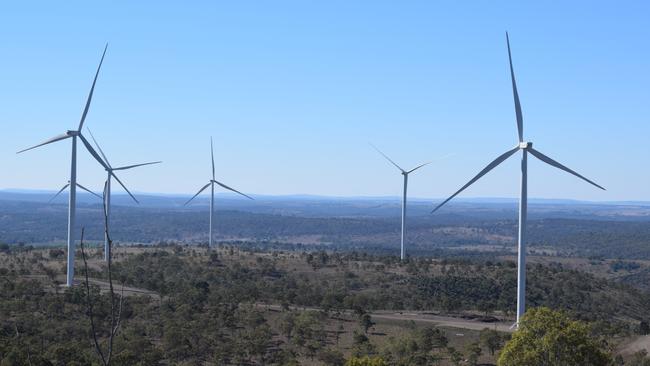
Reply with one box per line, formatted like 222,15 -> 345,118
1,1 -> 648,201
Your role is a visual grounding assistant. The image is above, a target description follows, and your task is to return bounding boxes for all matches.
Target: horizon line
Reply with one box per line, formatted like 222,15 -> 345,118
1,188 -> 649,206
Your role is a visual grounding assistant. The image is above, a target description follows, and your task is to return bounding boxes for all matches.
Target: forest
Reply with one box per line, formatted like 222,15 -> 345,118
2,197 -> 650,364
2,199 -> 650,261
2,244 -> 650,365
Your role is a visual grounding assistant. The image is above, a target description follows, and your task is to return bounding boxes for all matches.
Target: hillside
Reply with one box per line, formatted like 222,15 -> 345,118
2,245 -> 650,365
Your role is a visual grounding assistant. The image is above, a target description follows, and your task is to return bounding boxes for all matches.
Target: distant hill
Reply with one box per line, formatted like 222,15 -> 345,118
1,191 -> 650,262
1,189 -> 649,220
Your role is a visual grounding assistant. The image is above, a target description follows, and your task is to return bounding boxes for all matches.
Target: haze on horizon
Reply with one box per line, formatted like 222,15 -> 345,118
1,1 -> 648,202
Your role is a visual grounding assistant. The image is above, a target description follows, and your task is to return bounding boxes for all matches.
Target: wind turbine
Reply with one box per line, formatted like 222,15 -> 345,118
185,137 -> 254,248
49,181 -> 102,203
87,129 -> 161,262
17,44 -> 111,287
371,144 -> 430,260
431,33 -> 604,326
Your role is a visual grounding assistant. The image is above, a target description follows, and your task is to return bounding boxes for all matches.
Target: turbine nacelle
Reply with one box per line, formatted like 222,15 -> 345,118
67,130 -> 80,136
370,143 -> 431,176
518,142 -> 532,149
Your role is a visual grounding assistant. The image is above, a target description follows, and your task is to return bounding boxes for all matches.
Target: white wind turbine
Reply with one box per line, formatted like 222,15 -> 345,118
431,33 -> 605,326
185,137 -> 254,247
49,181 -> 102,203
87,129 -> 161,262
371,144 -> 430,260
17,44 -> 112,287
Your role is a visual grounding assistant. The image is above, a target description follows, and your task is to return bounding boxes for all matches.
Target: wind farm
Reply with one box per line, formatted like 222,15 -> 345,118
1,2 -> 649,365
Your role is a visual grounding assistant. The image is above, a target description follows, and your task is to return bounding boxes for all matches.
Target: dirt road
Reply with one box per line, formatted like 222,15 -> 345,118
370,311 -> 514,333
81,278 -> 160,299
257,303 -> 515,333
619,335 -> 650,356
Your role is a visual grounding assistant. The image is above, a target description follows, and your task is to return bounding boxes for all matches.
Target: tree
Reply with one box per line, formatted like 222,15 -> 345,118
419,327 -> 448,350
381,333 -> 442,366
498,307 -> 612,366
80,228 -> 124,366
292,311 -> 327,358
243,323 -> 273,363
208,252 -> 220,265
351,331 -> 376,357
318,348 -> 345,366
335,324 -> 345,345
479,327 -> 504,356
79,185 -> 126,366
639,320 -> 650,336
43,265 -> 61,293
49,248 -> 65,259
345,356 -> 388,366
465,342 -> 482,366
280,312 -> 296,340
447,347 -> 463,366
360,313 -> 375,334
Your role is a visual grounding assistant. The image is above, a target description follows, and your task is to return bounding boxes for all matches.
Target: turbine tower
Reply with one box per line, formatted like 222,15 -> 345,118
185,137 -> 254,248
49,181 -> 102,203
17,44 -> 111,287
371,144 -> 430,260
88,129 -> 161,262
431,33 -> 604,326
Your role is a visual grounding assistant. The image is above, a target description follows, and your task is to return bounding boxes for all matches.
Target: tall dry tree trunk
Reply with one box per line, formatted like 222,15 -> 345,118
80,181 -> 124,366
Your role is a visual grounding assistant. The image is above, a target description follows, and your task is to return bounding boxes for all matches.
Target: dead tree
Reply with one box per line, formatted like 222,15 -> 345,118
80,181 -> 124,366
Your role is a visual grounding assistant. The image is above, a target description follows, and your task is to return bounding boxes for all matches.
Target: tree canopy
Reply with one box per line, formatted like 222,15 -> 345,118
498,307 -> 612,366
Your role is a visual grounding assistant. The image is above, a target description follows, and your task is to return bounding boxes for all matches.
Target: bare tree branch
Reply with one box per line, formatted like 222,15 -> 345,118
80,228 -> 107,365
102,180 -> 122,366
112,284 -> 125,339
81,180 -> 125,366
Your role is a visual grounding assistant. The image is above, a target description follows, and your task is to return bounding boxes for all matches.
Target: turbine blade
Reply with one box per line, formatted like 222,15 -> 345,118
185,182 -> 212,206
506,32 -> 524,143
432,146 -> 519,213
48,184 -> 70,203
407,161 -> 431,174
110,172 -> 139,203
79,134 -> 110,170
17,133 -> 71,154
213,180 -> 254,200
86,128 -> 111,168
211,137 -> 215,180
528,147 -> 605,191
78,43 -> 108,131
370,143 -> 404,172
113,161 -> 162,171
76,183 -> 102,199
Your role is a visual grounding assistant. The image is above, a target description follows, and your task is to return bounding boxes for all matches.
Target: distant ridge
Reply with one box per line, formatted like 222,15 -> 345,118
1,189 -> 649,208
